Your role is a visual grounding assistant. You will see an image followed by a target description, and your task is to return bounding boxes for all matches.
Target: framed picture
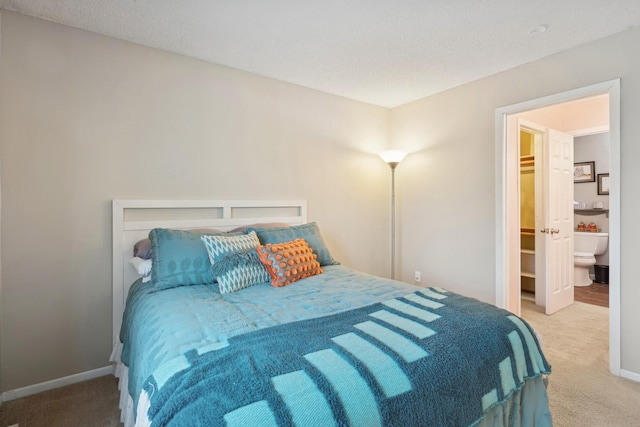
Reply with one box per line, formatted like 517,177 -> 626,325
573,161 -> 595,183
598,173 -> 610,195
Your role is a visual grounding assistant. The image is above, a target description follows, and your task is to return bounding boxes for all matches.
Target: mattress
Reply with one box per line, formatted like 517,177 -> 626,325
112,265 -> 552,426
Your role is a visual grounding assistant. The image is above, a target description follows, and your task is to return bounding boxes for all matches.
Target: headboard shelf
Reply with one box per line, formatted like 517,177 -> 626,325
112,199 -> 307,345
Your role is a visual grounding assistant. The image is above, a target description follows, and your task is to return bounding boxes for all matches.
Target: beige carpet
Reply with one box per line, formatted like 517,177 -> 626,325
0,375 -> 121,427
521,299 -> 640,427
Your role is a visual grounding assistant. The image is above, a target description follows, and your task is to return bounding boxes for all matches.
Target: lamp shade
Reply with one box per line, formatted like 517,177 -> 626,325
378,150 -> 408,164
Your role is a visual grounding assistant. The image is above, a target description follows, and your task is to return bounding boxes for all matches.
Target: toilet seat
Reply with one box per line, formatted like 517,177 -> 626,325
574,251 -> 594,258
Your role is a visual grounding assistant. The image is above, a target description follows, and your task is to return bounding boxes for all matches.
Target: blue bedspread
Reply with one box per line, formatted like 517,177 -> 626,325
131,286 -> 550,426
120,265 -> 423,413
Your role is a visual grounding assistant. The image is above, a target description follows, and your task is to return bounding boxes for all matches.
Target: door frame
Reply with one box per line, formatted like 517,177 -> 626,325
495,79 -> 621,375
518,120 -> 547,309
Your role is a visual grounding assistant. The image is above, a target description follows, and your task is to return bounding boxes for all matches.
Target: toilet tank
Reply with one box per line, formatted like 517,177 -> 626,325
574,232 -> 609,255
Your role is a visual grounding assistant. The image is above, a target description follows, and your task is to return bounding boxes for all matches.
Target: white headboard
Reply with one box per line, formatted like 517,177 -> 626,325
112,199 -> 307,344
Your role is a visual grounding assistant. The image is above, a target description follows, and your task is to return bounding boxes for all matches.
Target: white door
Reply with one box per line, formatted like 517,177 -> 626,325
518,119 -> 574,315
541,128 -> 574,315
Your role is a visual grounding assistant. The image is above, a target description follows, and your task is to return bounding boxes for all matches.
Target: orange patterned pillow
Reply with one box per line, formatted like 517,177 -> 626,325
256,238 -> 323,287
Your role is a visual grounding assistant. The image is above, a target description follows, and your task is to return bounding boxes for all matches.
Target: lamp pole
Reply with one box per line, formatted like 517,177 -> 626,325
389,161 -> 399,279
378,150 -> 407,280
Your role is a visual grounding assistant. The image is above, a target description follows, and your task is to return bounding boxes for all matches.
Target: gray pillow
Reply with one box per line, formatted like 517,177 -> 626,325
228,222 -> 290,233
133,238 -> 152,259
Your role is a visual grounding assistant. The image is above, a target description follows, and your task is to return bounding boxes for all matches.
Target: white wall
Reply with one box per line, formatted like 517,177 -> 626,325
391,26 -> 640,375
574,133 -> 610,266
574,133 -> 611,213
0,12 -> 392,392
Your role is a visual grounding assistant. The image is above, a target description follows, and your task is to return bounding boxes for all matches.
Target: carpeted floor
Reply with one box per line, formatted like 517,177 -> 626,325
521,298 -> 640,427
0,375 -> 121,427
1,300 -> 639,426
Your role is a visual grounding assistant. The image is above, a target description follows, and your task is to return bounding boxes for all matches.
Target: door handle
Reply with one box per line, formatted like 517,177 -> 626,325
540,228 -> 560,234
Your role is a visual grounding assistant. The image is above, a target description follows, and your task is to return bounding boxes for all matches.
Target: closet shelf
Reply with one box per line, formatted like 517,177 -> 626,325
520,155 -> 534,167
574,209 -> 609,218
520,249 -> 535,279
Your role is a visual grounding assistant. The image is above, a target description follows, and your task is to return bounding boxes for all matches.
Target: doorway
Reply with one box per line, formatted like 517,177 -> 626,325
495,80 -> 621,376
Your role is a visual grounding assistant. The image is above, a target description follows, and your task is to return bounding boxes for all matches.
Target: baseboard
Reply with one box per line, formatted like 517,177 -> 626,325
620,369 -> 640,383
0,365 -> 114,402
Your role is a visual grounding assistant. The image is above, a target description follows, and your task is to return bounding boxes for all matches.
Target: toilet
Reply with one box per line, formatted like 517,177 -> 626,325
574,232 -> 609,286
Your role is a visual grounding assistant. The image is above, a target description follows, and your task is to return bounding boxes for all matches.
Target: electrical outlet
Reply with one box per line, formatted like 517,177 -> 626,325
414,271 -> 421,283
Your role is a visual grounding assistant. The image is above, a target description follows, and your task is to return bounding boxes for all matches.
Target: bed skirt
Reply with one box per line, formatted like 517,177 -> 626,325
110,340 -> 136,427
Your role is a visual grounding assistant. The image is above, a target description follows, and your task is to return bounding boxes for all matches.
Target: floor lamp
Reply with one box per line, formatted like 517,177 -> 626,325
378,150 -> 408,280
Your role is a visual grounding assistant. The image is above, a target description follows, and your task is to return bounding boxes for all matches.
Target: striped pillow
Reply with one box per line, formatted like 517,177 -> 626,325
201,231 -> 270,293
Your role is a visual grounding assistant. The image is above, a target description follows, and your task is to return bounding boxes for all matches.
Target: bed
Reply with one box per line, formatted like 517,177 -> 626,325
111,200 -> 552,427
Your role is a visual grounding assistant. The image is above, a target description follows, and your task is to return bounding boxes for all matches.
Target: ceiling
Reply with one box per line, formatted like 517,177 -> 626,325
1,1 -> 639,108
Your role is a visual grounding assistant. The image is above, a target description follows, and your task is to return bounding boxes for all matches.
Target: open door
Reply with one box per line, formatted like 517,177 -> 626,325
519,119 -> 574,315
540,128 -> 575,314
